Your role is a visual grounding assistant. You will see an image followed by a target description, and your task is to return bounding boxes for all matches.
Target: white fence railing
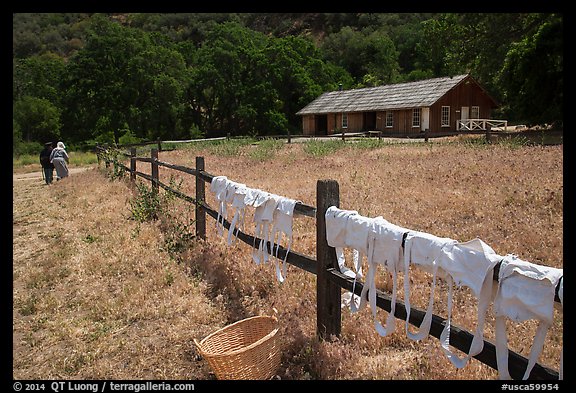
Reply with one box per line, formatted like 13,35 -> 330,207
458,119 -> 508,131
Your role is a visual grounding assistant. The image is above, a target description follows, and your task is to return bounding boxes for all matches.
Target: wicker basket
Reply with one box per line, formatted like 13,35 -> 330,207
194,315 -> 281,380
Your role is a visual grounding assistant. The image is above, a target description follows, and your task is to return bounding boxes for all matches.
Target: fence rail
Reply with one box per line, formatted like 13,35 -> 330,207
95,144 -> 561,380
458,119 -> 509,131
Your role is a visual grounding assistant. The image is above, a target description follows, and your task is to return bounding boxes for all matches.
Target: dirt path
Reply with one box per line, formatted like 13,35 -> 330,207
13,166 -> 95,182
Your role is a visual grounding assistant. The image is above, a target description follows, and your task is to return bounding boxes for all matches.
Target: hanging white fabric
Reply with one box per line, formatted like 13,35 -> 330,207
361,216 -> 408,336
436,238 -> 501,368
325,207 -> 409,336
226,184 -> 248,245
493,254 -> 563,380
210,175 -> 229,236
270,197 -> 298,282
210,177 -> 301,283
251,193 -> 280,265
403,230 -> 455,341
325,206 -> 366,311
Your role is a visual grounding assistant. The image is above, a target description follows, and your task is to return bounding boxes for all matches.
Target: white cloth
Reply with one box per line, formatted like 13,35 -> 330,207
270,197 -> 298,282
436,238 -> 500,368
210,176 -> 229,235
325,207 -> 563,377
493,254 -> 563,380
252,193 -> 280,265
325,207 -> 361,279
210,178 -> 301,283
227,184 -> 248,245
362,216 -> 408,336
325,207 -> 366,312
325,207 -> 409,336
403,230 -> 456,341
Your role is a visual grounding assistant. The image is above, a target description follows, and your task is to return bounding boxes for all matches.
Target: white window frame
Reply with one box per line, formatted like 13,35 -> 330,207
441,106 -> 450,127
341,113 -> 348,129
412,108 -> 420,128
386,111 -> 393,128
471,106 -> 480,119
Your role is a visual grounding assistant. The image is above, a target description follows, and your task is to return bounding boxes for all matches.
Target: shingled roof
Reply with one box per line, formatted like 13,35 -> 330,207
297,74 -> 470,115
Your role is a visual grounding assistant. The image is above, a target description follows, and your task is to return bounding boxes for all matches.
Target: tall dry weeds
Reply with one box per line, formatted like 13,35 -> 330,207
13,136 -> 563,380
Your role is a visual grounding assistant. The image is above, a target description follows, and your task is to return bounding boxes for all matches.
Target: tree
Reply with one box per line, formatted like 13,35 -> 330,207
60,15 -> 188,144
186,22 -> 277,135
13,52 -> 66,103
417,14 -> 466,78
320,26 -> 400,86
186,22 -> 353,136
265,35 -> 352,131
13,96 -> 61,143
496,14 -> 563,126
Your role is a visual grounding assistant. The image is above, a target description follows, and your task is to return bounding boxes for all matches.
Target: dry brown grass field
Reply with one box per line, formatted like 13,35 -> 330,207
13,134 -> 563,380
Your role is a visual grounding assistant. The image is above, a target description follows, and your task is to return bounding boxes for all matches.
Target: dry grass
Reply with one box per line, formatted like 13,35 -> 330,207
13,135 -> 563,380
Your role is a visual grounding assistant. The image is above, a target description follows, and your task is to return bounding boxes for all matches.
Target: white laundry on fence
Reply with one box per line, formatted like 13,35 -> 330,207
325,207 -> 368,313
209,175 -> 229,236
325,207 -> 408,336
324,206 -> 562,378
435,238 -> 501,368
209,176 -> 300,283
493,255 -> 563,380
271,197 -> 298,282
402,230 -> 457,341
364,216 -> 408,336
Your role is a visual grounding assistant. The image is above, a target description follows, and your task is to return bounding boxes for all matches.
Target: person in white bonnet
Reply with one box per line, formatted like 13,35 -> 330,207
49,141 -> 70,180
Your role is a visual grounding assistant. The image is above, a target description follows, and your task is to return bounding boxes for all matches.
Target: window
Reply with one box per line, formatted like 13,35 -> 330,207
412,108 -> 420,128
342,113 -> 348,129
441,106 -> 450,127
386,111 -> 393,128
471,106 -> 480,119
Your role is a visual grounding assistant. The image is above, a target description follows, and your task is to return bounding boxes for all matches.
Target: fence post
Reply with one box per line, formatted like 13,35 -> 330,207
130,147 -> 136,183
195,156 -> 206,240
96,144 -> 101,167
104,143 -> 110,169
316,179 -> 341,340
151,148 -> 159,194
485,124 -> 492,143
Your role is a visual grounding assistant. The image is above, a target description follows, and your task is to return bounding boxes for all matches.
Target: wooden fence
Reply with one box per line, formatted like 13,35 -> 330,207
95,144 -> 562,380
104,127 -> 502,154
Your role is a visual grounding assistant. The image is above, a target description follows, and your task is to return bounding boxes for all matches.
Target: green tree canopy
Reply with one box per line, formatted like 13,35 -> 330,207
60,15 -> 189,144
13,52 -> 66,103
13,96 -> 61,143
320,26 -> 400,86
496,14 -> 563,125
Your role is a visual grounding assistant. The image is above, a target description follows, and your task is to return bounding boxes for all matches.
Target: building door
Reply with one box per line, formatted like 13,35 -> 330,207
421,107 -> 430,132
458,106 -> 469,130
363,112 -> 377,131
315,115 -> 328,135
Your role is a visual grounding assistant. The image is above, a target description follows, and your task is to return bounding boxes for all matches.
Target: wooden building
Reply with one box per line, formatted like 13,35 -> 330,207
296,74 -> 499,136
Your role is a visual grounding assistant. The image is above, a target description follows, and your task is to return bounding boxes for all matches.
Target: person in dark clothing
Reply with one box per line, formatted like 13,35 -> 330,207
39,142 -> 55,185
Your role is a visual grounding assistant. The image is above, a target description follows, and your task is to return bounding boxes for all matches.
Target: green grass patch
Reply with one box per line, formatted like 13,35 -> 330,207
249,138 -> 284,161
303,139 -> 347,157
13,150 -> 99,169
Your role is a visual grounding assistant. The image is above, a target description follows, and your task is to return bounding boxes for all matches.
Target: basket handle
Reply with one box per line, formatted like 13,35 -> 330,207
193,338 -> 203,352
